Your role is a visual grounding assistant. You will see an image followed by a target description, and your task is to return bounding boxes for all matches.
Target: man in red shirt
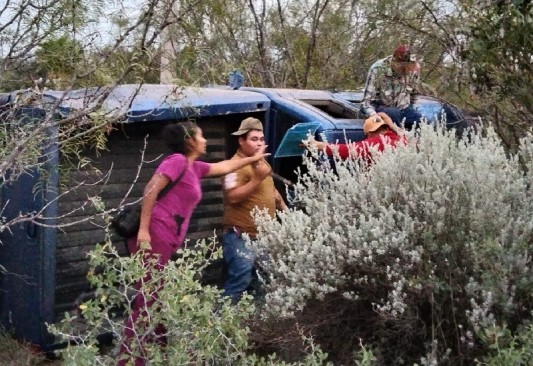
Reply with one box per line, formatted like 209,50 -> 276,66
307,112 -> 405,161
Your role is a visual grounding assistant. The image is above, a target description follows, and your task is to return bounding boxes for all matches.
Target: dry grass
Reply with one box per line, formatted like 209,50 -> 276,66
0,331 -> 62,366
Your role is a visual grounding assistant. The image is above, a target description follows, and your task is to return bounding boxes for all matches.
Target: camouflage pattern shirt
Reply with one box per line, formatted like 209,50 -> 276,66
361,56 -> 420,116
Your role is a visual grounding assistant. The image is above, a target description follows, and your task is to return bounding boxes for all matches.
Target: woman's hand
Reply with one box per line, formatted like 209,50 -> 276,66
252,145 -> 270,161
137,228 -> 152,250
206,147 -> 270,177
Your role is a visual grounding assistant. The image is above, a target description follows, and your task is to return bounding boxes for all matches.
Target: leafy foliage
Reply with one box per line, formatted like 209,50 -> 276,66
52,237 -> 252,365
0,0 -> 186,235
460,0 -> 533,150
36,36 -> 84,87
478,321 -> 533,366
50,237 -> 331,365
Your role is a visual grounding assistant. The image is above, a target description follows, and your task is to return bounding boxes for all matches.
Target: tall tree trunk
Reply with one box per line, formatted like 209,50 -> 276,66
248,0 -> 274,86
276,0 -> 302,88
303,0 -> 329,88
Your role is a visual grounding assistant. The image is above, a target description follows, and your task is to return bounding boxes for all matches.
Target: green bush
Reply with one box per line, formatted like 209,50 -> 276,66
251,123 -> 533,365
478,321 -> 533,366
50,237 -> 330,365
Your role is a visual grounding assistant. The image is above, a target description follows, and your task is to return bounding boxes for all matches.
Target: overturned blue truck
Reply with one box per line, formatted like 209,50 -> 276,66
0,84 -> 367,350
0,82 -> 474,351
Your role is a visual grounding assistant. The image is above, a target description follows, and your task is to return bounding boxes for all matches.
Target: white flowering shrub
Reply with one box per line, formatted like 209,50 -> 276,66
252,123 -> 533,364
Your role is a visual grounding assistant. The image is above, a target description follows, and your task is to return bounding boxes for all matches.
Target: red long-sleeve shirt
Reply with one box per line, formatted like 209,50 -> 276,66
325,130 -> 405,160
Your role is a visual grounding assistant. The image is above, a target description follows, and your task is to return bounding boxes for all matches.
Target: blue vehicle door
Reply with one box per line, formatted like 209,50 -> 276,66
0,106 -> 58,348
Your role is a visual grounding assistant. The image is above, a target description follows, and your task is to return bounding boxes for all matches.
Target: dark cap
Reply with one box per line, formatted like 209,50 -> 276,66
231,117 -> 263,136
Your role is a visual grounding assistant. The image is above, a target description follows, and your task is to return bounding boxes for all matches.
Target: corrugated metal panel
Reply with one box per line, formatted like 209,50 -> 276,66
54,113 -> 260,317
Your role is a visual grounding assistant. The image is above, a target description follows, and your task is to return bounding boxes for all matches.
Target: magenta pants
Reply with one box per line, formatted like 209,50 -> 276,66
118,221 -> 181,365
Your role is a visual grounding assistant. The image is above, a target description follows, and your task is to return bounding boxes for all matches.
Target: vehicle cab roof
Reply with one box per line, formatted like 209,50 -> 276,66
239,87 -> 364,130
3,85 -> 271,122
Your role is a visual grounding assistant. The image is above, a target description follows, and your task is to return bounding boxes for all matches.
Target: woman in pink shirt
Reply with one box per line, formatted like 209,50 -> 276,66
131,121 -> 268,263
119,121 -> 268,365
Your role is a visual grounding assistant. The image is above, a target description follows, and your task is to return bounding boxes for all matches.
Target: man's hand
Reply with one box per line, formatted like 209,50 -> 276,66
377,112 -> 393,127
300,137 -> 327,150
253,160 -> 271,181
377,112 -> 403,135
274,189 -> 287,211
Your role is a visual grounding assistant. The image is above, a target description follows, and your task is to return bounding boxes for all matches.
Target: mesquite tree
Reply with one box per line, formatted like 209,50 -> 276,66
0,0 -> 196,236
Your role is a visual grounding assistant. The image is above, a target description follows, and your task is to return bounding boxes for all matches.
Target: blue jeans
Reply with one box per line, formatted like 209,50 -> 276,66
375,105 -> 422,130
222,229 -> 256,303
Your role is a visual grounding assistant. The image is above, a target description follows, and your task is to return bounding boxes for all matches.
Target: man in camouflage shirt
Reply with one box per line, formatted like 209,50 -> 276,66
361,45 -> 423,129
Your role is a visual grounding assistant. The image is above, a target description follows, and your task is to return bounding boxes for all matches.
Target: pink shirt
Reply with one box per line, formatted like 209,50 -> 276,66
151,154 -> 210,248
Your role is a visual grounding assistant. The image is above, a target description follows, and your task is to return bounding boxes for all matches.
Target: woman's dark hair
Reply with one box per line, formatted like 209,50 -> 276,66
161,121 -> 198,154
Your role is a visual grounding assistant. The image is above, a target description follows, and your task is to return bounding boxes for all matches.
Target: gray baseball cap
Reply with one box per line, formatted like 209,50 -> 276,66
231,117 -> 264,136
